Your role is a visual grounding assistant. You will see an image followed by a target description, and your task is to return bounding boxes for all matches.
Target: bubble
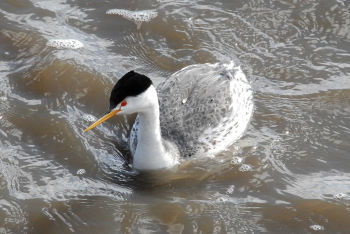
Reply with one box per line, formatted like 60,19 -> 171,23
239,164 -> 252,172
47,39 -> 84,49
182,98 -> 187,104
310,224 -> 324,231
334,193 -> 346,199
231,157 -> 243,165
226,185 -> 235,194
76,169 -> 86,175
215,196 -> 228,202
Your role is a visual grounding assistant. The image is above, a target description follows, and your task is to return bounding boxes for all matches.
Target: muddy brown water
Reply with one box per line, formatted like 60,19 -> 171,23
1,0 -> 350,233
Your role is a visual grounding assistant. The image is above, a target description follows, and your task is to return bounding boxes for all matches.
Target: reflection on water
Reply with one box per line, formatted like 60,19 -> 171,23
1,0 -> 350,233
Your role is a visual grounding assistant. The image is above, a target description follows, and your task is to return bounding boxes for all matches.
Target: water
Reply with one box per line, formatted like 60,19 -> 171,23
0,0 -> 350,233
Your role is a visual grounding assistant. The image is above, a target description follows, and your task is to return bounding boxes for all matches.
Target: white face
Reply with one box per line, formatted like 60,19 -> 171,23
84,84 -> 157,132
112,85 -> 157,115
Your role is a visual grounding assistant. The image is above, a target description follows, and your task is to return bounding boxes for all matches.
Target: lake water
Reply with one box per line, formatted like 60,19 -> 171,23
0,0 -> 350,233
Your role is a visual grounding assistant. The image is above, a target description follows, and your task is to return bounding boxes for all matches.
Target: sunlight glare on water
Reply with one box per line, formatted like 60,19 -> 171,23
0,0 -> 350,233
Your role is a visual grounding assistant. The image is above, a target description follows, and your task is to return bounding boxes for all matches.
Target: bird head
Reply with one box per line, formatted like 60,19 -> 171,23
84,70 -> 153,132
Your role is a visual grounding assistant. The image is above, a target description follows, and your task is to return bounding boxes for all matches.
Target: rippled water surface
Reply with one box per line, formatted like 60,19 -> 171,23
1,0 -> 350,233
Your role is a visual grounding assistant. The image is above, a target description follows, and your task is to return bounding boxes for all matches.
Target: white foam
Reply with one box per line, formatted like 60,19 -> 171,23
310,224 -> 324,231
231,157 -> 243,165
226,185 -> 235,195
106,9 -> 157,29
47,39 -> 84,49
239,164 -> 252,172
334,193 -> 346,199
82,114 -> 97,122
76,169 -> 86,175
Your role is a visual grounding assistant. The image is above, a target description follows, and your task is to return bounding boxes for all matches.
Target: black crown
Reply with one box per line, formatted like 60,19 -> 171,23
109,71 -> 153,111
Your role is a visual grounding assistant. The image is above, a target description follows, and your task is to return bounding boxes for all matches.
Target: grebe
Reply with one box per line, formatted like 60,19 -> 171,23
84,62 -> 254,170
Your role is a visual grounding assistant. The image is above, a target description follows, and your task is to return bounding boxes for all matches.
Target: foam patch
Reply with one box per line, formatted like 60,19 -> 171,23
239,164 -> 252,172
76,169 -> 86,175
231,157 -> 243,165
47,39 -> 84,49
106,9 -> 157,28
310,225 -> 324,231
82,114 -> 97,122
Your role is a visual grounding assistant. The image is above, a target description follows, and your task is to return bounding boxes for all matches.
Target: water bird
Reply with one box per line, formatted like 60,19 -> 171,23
84,62 -> 253,170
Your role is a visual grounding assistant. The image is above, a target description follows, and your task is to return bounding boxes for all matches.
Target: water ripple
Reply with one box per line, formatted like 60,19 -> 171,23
1,0 -> 350,232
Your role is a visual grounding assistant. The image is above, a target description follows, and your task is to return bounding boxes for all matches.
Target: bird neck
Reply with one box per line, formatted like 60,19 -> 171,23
133,88 -> 174,170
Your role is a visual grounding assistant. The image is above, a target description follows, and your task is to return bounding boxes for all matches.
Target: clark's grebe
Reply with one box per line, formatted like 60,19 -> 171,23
84,62 -> 253,170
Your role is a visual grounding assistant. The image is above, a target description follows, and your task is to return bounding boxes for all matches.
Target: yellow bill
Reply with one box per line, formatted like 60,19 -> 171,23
84,108 -> 121,132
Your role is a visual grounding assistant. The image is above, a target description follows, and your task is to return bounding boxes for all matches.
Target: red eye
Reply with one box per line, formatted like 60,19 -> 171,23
121,101 -> 127,106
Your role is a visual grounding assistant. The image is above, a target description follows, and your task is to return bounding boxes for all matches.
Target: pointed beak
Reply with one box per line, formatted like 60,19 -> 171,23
84,107 -> 121,132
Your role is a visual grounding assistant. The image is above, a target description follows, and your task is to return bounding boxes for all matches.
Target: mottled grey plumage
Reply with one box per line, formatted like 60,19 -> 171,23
130,62 -> 254,158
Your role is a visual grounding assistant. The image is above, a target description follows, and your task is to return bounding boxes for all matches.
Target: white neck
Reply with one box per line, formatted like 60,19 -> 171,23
132,86 -> 177,170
